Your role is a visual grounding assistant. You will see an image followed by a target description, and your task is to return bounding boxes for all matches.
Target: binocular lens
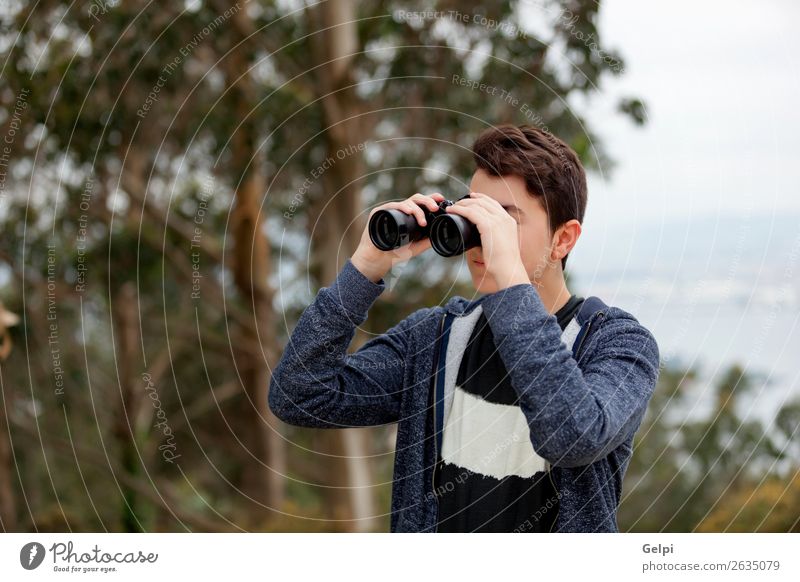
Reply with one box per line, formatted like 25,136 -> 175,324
430,215 -> 470,257
369,211 -> 400,250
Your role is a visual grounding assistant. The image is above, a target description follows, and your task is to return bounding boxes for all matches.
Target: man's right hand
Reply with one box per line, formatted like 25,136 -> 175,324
351,192 -> 446,283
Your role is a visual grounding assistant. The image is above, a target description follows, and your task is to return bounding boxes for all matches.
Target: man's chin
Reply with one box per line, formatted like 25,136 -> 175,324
470,273 -> 498,295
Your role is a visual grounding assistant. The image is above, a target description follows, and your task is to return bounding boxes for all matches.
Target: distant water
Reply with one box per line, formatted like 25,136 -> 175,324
569,211 -> 800,427
634,298 -> 796,425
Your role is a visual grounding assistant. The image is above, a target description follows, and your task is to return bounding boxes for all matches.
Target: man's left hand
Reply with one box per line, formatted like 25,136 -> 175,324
445,192 -> 531,290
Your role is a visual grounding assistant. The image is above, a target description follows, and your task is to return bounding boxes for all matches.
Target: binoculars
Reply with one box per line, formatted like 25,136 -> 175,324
368,195 -> 481,257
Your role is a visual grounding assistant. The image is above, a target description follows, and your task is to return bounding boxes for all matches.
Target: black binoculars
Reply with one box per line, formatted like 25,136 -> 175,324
368,195 -> 481,257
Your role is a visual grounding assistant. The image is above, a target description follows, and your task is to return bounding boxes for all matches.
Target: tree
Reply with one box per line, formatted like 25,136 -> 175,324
620,361 -> 800,532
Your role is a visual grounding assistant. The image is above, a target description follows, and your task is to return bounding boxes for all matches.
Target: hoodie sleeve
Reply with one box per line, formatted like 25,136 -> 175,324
268,258 -> 423,428
480,283 -> 661,468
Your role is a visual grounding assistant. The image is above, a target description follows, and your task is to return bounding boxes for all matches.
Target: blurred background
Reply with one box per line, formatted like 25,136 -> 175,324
0,0 -> 797,533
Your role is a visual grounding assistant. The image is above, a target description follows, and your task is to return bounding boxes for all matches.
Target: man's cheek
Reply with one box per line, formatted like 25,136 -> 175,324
529,248 -> 551,279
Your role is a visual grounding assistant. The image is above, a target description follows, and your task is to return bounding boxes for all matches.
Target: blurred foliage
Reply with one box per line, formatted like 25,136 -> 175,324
620,363 -> 800,532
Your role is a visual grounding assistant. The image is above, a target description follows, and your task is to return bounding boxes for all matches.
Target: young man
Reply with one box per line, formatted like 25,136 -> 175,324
269,124 -> 661,532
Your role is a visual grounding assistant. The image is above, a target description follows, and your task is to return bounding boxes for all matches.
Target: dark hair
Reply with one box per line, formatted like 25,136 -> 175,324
471,124 -> 587,270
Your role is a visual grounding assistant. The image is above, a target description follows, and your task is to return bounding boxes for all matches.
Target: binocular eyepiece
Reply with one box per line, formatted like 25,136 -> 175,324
368,195 -> 481,257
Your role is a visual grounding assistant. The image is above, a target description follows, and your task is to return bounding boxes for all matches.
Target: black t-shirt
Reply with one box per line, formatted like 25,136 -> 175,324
434,294 -> 584,532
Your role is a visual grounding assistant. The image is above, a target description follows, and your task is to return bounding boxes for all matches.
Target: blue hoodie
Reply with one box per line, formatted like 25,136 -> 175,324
269,258 -> 661,532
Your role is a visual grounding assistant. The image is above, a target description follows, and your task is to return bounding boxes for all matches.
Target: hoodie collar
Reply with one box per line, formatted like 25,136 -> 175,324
442,290 -> 616,327
441,292 -> 494,316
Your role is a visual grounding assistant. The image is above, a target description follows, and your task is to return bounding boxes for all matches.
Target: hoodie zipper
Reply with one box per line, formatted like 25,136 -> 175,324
547,309 -> 606,533
430,312 -> 446,532
574,311 -> 606,364
429,308 -> 606,532
546,459 -> 559,533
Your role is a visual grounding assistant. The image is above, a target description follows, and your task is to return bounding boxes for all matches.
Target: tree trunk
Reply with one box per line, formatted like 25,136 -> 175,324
0,383 -> 15,531
111,281 -> 145,531
307,0 -> 380,533
225,31 -> 286,528
231,168 -> 286,526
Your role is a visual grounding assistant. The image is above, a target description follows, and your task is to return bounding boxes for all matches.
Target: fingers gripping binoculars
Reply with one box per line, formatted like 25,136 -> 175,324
368,195 -> 481,257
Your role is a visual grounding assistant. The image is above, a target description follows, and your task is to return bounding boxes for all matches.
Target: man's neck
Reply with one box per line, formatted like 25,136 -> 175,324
535,273 -> 572,315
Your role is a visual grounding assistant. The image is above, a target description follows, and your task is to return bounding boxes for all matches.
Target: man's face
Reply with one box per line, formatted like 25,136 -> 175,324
464,168 -> 561,294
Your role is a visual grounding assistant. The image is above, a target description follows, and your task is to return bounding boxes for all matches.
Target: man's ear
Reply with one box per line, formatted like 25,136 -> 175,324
550,219 -> 582,262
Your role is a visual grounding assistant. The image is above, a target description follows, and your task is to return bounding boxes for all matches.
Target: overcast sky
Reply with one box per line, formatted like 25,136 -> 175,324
576,0 -> 800,228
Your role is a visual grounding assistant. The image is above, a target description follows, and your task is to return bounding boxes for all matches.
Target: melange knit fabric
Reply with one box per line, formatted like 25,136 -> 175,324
269,259 -> 661,532
435,295 -> 584,532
